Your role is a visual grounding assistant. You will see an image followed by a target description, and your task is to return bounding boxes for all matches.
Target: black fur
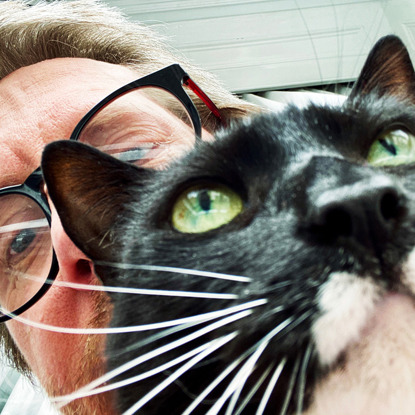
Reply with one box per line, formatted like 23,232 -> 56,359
42,35 -> 415,414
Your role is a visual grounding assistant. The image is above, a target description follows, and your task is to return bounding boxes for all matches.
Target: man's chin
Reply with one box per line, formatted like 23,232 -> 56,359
46,290 -> 116,415
58,392 -> 116,415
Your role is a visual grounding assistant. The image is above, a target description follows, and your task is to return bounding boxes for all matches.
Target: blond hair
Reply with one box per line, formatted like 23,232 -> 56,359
0,0 -> 255,125
0,0 -> 257,375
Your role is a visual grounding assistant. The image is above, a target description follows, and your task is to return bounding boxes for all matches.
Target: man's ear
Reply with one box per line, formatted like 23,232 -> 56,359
347,35 -> 415,103
41,140 -> 152,262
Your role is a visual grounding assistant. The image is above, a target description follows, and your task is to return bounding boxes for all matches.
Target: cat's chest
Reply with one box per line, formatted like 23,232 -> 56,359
306,291 -> 415,415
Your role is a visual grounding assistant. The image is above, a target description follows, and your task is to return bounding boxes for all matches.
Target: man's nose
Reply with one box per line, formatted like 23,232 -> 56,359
48,197 -> 96,284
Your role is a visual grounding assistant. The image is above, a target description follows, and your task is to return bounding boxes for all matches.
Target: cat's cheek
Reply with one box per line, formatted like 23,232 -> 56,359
311,272 -> 380,366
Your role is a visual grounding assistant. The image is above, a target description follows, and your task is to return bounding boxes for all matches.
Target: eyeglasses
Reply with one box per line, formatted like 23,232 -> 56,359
0,64 -> 223,322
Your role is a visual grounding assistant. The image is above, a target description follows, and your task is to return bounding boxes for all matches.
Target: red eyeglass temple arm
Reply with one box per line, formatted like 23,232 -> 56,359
183,77 -> 226,126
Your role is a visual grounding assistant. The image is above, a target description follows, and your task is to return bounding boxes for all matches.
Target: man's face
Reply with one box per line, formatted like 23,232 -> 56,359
0,57 -> 195,413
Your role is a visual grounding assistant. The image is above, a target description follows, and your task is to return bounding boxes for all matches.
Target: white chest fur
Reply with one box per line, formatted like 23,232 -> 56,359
306,250 -> 415,414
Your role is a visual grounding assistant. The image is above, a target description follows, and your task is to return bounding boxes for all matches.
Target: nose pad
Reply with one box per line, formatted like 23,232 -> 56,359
307,178 -> 408,251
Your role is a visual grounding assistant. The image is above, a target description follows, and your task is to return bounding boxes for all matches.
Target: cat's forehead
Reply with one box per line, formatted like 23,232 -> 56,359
154,93 -> 415,200
273,94 -> 415,158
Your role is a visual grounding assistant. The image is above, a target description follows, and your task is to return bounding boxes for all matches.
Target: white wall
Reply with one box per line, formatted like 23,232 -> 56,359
106,0 -> 415,93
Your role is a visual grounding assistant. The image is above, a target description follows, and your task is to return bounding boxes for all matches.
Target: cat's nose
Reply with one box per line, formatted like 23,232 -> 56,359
306,176 -> 408,252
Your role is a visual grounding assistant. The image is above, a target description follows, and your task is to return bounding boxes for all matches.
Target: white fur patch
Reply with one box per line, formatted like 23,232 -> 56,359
306,293 -> 415,415
312,272 -> 380,366
401,248 -> 415,292
305,248 -> 415,414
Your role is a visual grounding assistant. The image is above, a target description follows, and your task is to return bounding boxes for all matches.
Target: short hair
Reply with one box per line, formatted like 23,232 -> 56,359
0,0 -> 255,127
0,0 -> 256,375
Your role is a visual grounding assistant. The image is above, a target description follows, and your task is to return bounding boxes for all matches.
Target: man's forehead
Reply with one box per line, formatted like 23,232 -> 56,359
0,58 -> 141,187
0,57 -> 139,90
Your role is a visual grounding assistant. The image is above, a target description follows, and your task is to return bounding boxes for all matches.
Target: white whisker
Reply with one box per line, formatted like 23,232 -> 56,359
122,332 -> 238,415
225,362 -> 255,415
42,278 -> 238,299
56,336 -> 230,401
53,309 -> 253,408
94,261 -> 252,283
182,313 -> 294,415
11,270 -> 48,284
262,305 -> 286,319
113,322 -> 197,356
208,340 -> 267,415
115,299 -> 268,355
0,218 -> 48,233
234,364 -> 274,415
182,358 -> 242,415
281,308 -> 314,336
296,344 -> 313,415
5,299 -> 267,335
280,353 -> 301,415
271,281 -> 295,289
256,358 -> 287,415
225,348 -> 272,415
208,315 -> 295,415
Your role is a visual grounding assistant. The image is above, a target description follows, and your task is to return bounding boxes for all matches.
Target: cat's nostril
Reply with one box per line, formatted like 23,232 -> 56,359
379,188 -> 402,221
307,182 -> 407,248
321,206 -> 353,237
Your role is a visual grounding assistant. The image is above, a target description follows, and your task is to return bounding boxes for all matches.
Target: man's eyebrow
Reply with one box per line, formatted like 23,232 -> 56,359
82,111 -> 178,143
77,100 -> 195,147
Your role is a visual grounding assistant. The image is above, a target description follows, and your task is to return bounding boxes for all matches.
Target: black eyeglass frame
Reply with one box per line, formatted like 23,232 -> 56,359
70,63 -> 223,142
0,64 -> 223,322
0,169 -> 59,322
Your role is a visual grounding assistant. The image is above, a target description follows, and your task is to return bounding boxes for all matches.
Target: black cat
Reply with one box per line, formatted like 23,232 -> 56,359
42,35 -> 415,415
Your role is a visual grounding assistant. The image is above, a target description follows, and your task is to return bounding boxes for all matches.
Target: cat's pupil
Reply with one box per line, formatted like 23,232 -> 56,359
198,190 -> 212,211
379,138 -> 397,155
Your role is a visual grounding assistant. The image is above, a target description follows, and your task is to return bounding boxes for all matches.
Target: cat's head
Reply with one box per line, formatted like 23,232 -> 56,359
42,35 -> 415,415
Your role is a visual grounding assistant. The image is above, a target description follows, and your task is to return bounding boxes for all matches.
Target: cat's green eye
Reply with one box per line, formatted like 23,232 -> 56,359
172,184 -> 243,233
367,129 -> 415,166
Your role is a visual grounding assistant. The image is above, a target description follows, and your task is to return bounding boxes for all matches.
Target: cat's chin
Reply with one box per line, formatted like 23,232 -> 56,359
306,292 -> 415,415
312,272 -> 382,367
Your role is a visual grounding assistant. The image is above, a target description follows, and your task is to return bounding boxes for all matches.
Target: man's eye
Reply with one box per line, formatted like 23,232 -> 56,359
367,129 -> 415,166
115,147 -> 154,165
10,228 -> 36,256
116,147 -> 149,162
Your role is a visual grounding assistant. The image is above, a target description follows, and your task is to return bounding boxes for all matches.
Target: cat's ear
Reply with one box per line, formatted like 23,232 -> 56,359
348,35 -> 415,102
41,141 -> 152,262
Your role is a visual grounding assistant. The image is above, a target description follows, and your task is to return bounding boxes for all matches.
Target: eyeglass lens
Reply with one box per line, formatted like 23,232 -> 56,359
0,194 -> 53,315
0,82 -> 208,319
76,86 -> 209,167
